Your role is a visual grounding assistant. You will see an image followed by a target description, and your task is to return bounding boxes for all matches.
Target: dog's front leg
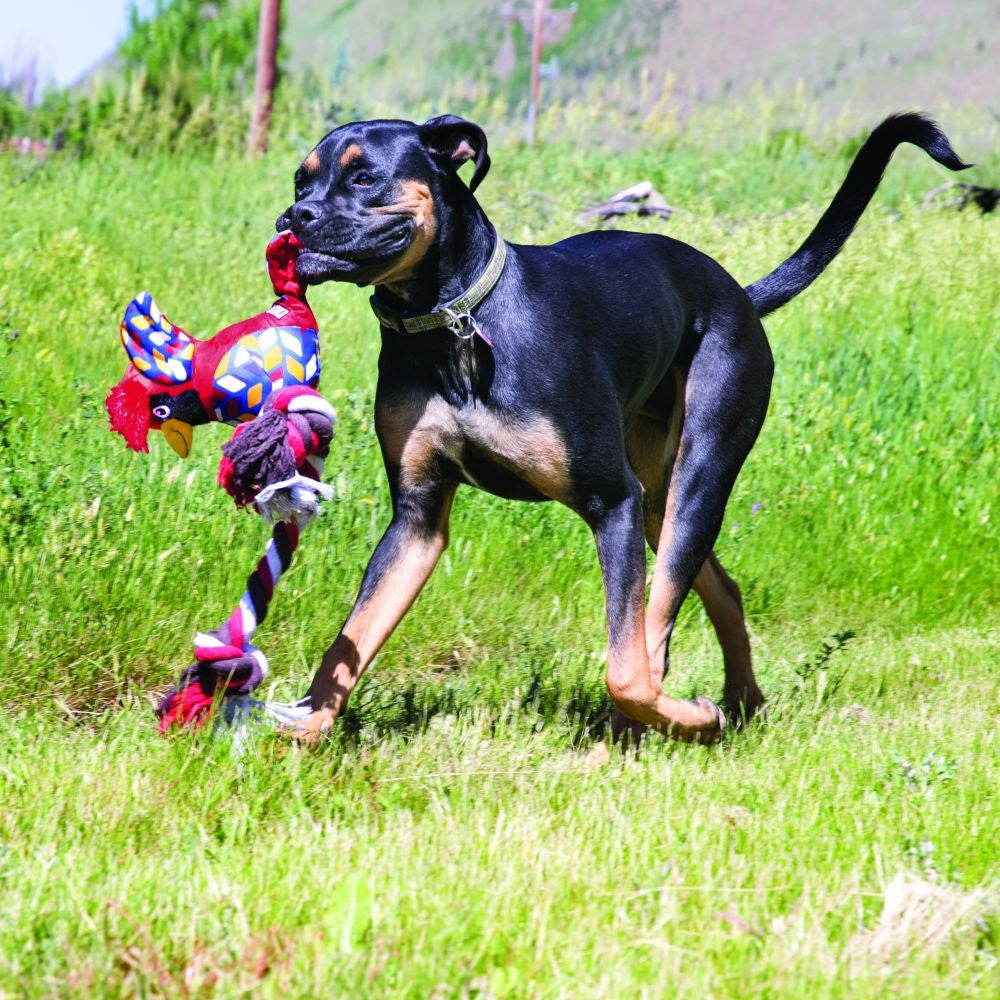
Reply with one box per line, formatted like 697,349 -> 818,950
292,482 -> 457,742
592,486 -> 725,745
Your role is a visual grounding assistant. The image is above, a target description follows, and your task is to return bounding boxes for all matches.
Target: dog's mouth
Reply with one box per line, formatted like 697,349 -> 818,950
283,216 -> 414,287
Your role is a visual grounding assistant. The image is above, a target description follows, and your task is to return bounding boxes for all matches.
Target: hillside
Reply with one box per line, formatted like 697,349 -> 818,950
284,0 -> 999,123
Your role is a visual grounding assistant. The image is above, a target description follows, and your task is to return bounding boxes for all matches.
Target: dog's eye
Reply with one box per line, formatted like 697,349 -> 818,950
353,171 -> 377,187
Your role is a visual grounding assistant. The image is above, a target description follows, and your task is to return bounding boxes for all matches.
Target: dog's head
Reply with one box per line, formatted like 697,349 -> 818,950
276,115 -> 489,289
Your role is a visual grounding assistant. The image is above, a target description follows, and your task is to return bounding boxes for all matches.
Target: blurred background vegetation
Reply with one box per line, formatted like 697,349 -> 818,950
1,0 -> 997,161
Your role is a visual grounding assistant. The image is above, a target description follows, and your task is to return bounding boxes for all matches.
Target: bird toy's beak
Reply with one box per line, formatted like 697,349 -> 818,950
161,419 -> 194,458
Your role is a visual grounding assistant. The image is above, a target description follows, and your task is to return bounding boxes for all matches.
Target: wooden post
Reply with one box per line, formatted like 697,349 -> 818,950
526,0 -> 546,145
248,0 -> 281,156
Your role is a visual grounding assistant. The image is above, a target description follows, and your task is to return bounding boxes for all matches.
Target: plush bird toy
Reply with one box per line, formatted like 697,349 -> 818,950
106,231 -> 336,733
106,230 -> 321,460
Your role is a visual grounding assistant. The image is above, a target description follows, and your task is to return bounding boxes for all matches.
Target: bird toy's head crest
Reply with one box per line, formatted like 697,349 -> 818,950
106,293 -> 204,456
119,292 -> 195,385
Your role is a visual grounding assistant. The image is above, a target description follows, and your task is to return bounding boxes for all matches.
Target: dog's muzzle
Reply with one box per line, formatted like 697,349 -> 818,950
276,204 -> 415,286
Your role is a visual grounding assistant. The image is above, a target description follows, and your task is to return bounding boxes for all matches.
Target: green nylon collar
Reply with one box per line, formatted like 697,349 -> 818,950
369,233 -> 507,338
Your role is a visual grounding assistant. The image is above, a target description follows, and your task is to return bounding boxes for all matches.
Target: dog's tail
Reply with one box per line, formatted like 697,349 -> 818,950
745,113 -> 970,318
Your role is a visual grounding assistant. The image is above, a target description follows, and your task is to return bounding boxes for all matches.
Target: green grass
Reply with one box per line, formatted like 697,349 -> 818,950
0,102 -> 997,995
0,630 -> 995,996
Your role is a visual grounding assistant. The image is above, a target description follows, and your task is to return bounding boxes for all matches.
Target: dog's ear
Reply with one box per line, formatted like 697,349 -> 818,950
418,115 -> 491,193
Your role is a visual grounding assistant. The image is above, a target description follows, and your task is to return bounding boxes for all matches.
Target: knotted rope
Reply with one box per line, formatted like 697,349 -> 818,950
156,385 -> 335,733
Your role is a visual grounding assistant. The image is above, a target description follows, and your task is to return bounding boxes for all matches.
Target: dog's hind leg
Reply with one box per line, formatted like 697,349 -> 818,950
608,402 -> 681,748
639,307 -> 772,736
590,474 -> 726,744
693,551 -> 763,725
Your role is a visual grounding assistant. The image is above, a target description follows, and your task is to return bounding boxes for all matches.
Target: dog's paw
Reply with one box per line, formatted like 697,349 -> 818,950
278,708 -> 337,747
690,696 -> 727,745
723,685 -> 766,730
609,708 -> 647,754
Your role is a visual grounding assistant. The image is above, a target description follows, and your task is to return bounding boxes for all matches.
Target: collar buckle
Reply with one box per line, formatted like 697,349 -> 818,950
441,307 -> 492,346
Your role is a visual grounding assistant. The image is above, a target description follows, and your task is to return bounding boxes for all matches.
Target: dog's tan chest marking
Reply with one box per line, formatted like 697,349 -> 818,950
380,396 -> 571,502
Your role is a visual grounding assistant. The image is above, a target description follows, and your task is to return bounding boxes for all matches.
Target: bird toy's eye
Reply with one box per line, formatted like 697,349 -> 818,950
152,404 -> 171,420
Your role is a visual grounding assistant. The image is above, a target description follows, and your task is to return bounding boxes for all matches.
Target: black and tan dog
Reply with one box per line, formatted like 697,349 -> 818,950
276,113 -> 967,745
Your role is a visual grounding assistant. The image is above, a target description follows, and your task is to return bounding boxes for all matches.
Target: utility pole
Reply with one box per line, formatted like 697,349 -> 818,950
508,0 -> 576,145
248,0 -> 281,156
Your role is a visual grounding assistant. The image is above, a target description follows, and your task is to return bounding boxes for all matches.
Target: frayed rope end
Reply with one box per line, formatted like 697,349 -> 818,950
253,475 -> 336,526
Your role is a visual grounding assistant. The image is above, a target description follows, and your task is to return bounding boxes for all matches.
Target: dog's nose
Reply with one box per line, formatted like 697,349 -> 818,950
282,200 -> 324,231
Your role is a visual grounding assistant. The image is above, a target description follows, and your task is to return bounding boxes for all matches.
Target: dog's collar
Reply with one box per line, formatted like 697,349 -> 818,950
369,232 -> 506,345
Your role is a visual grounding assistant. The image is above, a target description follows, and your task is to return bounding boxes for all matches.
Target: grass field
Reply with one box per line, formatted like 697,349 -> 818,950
0,101 -> 997,996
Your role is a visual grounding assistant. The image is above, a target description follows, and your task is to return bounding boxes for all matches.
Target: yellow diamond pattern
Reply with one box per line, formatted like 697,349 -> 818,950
263,345 -> 283,371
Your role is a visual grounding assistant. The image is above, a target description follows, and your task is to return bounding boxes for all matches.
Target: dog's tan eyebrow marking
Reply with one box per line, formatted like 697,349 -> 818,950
339,143 -> 364,168
303,150 -> 321,173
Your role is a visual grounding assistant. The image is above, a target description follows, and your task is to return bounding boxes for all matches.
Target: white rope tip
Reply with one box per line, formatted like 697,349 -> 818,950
260,698 -> 315,725
215,694 -> 313,727
253,475 -> 335,525
211,695 -> 314,759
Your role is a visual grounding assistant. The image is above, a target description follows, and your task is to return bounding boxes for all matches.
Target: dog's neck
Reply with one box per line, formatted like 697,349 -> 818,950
373,194 -> 496,316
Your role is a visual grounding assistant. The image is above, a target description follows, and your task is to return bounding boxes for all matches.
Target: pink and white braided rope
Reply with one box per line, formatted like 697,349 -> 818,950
156,387 -> 335,733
